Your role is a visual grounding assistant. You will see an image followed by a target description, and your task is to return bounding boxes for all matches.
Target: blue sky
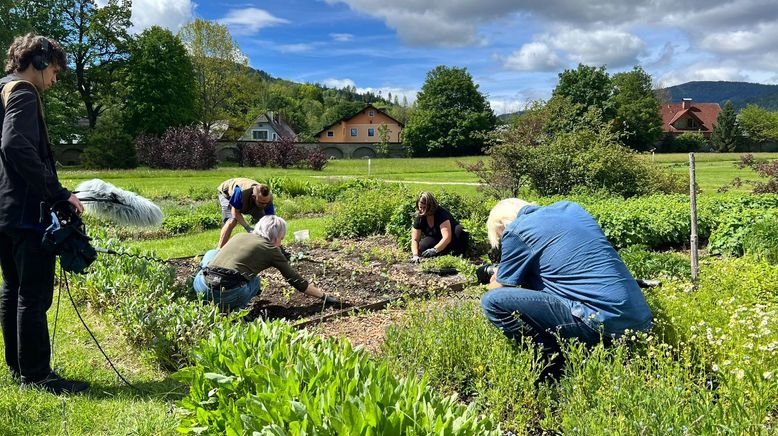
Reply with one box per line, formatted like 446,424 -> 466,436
128,0 -> 778,114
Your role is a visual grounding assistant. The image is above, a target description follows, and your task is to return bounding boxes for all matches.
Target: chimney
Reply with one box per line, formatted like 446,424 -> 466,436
682,98 -> 692,109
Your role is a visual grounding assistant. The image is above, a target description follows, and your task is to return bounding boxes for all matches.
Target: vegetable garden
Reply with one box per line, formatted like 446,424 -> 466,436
1,155 -> 777,434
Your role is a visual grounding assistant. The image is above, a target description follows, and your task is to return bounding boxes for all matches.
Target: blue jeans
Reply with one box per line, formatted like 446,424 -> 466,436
481,287 -> 603,379
193,249 -> 260,311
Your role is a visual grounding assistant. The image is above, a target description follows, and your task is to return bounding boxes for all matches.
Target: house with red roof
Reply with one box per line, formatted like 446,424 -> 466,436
660,98 -> 721,138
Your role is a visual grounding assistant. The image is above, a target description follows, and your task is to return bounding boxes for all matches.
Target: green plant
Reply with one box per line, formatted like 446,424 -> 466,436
741,217 -> 778,263
382,301 -> 544,431
618,245 -> 690,280
325,185 -> 410,239
175,320 -> 499,434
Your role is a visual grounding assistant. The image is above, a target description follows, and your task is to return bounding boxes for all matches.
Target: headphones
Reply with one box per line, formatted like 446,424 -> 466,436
31,37 -> 51,71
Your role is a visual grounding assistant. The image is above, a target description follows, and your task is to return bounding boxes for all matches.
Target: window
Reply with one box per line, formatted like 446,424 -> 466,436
351,128 -> 358,136
687,117 -> 699,129
272,133 -> 278,140
327,131 -> 334,137
368,110 -> 375,117
252,130 -> 269,140
368,128 -> 375,137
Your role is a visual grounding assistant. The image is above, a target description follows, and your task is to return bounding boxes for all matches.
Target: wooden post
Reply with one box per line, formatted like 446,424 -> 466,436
689,153 -> 699,283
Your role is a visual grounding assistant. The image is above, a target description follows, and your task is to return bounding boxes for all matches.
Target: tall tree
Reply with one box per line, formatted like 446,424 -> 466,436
178,19 -> 253,134
552,64 -> 614,121
738,104 -> 778,144
711,101 -> 745,152
123,26 -> 196,136
58,0 -> 132,128
402,65 -> 494,157
611,66 -> 664,151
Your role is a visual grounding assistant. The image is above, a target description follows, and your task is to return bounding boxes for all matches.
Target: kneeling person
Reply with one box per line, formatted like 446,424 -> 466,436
194,215 -> 338,312
217,178 -> 275,248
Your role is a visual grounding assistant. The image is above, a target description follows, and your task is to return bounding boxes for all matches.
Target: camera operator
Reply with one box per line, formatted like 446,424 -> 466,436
0,34 -> 87,394
480,198 -> 652,382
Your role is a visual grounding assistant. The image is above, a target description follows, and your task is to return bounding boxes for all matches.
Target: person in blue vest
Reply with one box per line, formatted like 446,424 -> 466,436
217,177 -> 275,248
480,198 -> 653,381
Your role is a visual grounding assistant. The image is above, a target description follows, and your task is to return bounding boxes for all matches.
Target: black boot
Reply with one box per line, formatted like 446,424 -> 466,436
22,371 -> 89,395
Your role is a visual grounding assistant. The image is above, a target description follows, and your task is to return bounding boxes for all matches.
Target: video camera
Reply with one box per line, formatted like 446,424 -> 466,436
41,201 -> 98,274
475,244 -> 501,285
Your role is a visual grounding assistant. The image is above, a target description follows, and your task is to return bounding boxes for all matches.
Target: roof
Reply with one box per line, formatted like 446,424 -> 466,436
251,113 -> 297,139
660,102 -> 721,134
315,104 -> 404,137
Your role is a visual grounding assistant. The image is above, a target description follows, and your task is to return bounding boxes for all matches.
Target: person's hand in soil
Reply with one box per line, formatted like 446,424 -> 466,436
321,294 -> 344,307
421,248 -> 438,258
410,255 -> 421,263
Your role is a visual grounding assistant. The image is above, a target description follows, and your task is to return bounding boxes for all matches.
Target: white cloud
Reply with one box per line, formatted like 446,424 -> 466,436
546,28 -> 645,67
277,43 -> 315,53
218,8 -> 289,35
657,63 -> 748,87
330,33 -> 354,42
322,78 -> 358,89
117,0 -> 194,32
698,22 -> 778,55
503,42 -> 562,71
489,98 -> 524,115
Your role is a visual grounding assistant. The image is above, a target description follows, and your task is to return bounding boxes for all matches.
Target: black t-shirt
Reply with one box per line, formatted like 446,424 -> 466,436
413,207 -> 459,241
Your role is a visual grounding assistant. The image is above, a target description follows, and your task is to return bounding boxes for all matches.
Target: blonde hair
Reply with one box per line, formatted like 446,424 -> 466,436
486,198 -> 532,248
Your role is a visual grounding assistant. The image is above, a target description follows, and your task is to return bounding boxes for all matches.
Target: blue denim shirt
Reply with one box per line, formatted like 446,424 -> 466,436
496,201 -> 653,336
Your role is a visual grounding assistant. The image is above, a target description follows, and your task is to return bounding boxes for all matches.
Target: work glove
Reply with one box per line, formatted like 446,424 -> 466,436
410,255 -> 421,264
421,248 -> 438,258
321,294 -> 342,306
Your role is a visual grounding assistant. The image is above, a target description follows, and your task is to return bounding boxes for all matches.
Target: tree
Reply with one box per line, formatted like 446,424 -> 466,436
58,0 -> 132,128
738,104 -> 778,144
711,101 -> 745,152
402,66 -> 494,156
552,64 -> 614,121
124,26 -> 196,136
611,66 -> 664,151
178,19 -> 254,135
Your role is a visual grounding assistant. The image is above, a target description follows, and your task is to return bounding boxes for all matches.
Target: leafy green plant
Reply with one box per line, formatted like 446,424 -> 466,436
742,217 -> 778,263
175,320 -> 499,434
619,245 -> 690,280
325,185 -> 410,239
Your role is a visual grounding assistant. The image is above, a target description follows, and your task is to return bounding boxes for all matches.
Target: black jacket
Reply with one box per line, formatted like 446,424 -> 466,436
0,74 -> 70,230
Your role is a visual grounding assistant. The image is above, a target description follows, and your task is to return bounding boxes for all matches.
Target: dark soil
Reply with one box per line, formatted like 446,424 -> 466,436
167,236 -> 469,323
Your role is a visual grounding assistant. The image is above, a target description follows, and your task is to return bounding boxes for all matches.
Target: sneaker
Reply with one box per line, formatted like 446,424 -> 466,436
22,371 -> 89,395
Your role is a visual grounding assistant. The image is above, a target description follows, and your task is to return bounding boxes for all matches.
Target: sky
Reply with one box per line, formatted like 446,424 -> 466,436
127,0 -> 778,115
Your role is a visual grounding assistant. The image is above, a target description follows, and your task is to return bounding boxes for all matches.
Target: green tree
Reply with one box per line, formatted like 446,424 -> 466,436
124,26 -> 196,136
610,66 -> 663,151
403,66 -> 494,156
552,64 -> 614,121
80,108 -> 136,168
711,101 -> 745,152
178,19 -> 254,135
738,104 -> 778,144
58,0 -> 132,128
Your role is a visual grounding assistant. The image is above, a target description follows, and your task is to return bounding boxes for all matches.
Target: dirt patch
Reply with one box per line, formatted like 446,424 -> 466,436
310,309 -> 406,355
166,236 -> 471,324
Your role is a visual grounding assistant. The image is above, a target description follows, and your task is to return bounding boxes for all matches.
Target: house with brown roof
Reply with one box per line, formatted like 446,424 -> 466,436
660,98 -> 721,138
316,104 -> 403,143
239,112 -> 296,142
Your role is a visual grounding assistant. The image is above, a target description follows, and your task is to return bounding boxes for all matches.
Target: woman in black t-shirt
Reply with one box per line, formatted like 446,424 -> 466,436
410,192 -> 469,262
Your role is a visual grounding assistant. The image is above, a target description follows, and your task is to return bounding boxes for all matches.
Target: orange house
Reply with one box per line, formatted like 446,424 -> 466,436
316,104 -> 403,143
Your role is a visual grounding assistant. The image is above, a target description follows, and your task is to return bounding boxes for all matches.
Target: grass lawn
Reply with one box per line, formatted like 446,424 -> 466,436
0,291 -> 180,435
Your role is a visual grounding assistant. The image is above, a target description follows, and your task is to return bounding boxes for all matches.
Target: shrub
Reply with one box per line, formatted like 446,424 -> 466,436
325,184 -> 410,239
175,321 -> 499,434
708,208 -> 778,257
240,138 -> 327,170
274,195 -> 327,219
136,126 -> 217,169
742,217 -> 778,263
669,131 -> 709,153
80,111 -> 137,169
382,300 -> 544,431
739,153 -> 778,194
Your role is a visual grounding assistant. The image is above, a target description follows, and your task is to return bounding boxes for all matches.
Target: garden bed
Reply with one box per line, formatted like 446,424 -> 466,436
167,236 -> 469,323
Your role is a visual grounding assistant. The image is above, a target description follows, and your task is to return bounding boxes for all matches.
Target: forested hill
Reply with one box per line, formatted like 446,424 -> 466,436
661,81 -> 778,110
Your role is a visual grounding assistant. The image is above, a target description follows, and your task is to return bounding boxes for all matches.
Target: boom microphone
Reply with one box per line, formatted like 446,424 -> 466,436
74,179 -> 163,227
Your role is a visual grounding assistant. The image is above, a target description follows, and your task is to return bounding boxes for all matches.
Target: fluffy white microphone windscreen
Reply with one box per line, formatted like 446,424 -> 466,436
75,179 -> 164,227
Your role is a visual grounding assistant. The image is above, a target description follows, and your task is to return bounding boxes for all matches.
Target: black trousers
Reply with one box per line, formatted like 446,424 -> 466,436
419,224 -> 469,256
0,229 -> 55,381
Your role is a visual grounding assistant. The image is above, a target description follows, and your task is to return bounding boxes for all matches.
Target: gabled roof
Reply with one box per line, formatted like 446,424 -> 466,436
315,104 -> 404,137
660,102 -> 721,133
250,112 -> 296,139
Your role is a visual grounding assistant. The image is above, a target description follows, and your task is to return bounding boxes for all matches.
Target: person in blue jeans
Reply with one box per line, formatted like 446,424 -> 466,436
193,215 -> 341,312
480,199 -> 653,382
